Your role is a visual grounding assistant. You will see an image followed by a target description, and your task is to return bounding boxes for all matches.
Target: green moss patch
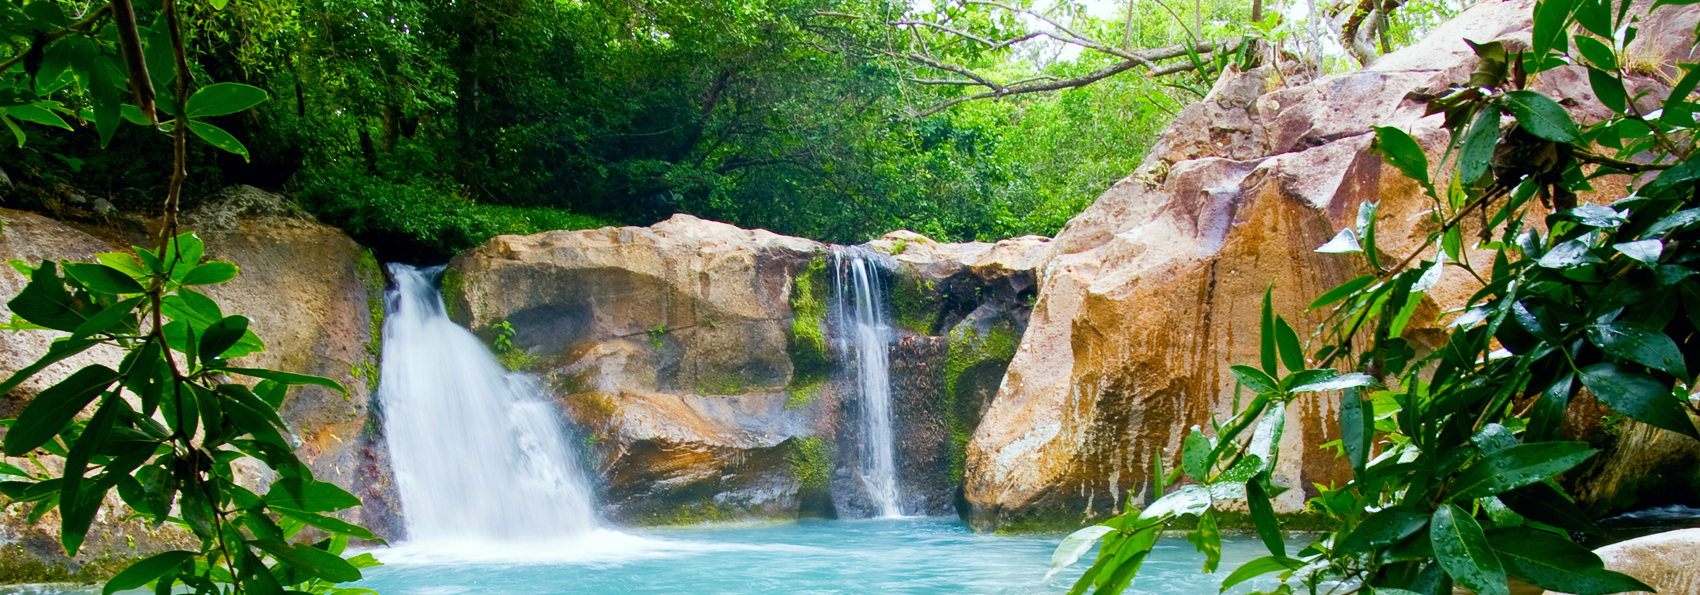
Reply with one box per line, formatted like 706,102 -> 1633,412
941,319 -> 1020,487
787,257 -> 832,388
439,267 -> 466,324
891,275 -> 940,334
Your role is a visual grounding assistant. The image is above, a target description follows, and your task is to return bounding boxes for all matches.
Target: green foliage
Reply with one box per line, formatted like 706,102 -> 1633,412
293,167 -> 611,262
1,232 -> 379,595
1049,3 -> 1699,593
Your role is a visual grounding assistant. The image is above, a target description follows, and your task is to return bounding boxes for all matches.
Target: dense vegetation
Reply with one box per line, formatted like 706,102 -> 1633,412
1053,0 -> 1700,593
1,0 -> 1458,261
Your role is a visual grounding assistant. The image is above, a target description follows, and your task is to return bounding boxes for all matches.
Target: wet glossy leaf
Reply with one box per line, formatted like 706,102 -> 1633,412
1431,504 -> 1507,595
1458,107 -> 1500,186
1230,365 -> 1278,394
1486,528 -> 1653,594
1586,68 -> 1627,113
1218,556 -> 1302,593
1247,479 -> 1284,557
185,83 -> 268,118
1261,286 -> 1277,376
1182,427 -> 1211,481
1613,239 -> 1662,266
1503,91 -> 1580,143
102,550 -> 192,595
1274,317 -> 1303,373
1588,322 -> 1687,377
1498,482 -> 1602,535
1316,228 -> 1362,253
1338,508 -> 1428,554
1186,509 -> 1221,573
1308,275 -> 1375,310
1579,363 -> 1699,438
1140,484 -> 1212,521
250,539 -> 363,582
1289,371 -> 1375,393
4,365 -> 119,456
179,261 -> 238,286
1450,442 -> 1597,499
265,478 -> 360,512
1341,388 -> 1373,472
1372,126 -> 1435,197
1049,525 -> 1115,579
1536,239 -> 1599,269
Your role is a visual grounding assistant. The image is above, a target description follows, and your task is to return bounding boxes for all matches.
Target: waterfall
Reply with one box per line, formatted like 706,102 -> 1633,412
833,248 -> 903,517
378,264 -> 597,543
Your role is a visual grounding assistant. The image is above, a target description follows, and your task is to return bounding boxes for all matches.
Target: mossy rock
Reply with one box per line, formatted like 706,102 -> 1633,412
787,256 -> 833,388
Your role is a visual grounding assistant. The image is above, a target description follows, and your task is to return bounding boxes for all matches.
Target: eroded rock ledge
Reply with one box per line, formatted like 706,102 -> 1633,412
446,215 -> 1048,524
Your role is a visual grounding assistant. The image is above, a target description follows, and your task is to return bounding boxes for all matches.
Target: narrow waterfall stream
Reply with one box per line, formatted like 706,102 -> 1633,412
833,248 -> 903,517
378,264 -> 598,544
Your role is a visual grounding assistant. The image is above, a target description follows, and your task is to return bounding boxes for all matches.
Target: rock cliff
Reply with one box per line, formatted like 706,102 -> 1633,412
962,0 -> 1700,530
0,188 -> 397,580
446,215 -> 1047,523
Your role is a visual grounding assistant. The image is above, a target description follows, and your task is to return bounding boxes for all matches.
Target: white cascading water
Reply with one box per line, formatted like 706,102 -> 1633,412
833,248 -> 903,517
378,264 -> 597,544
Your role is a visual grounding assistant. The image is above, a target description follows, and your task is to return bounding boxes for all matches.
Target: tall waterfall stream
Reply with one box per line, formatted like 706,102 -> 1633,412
833,248 -> 903,518
378,264 -> 598,545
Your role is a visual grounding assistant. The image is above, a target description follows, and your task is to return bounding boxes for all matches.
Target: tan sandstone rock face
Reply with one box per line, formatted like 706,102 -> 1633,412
448,215 -> 1049,523
963,0 -> 1700,530
0,189 -> 396,580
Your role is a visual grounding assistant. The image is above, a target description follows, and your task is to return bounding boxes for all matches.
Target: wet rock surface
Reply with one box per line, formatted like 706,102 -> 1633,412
448,216 -> 1047,523
962,0 -> 1700,531
0,189 -> 397,581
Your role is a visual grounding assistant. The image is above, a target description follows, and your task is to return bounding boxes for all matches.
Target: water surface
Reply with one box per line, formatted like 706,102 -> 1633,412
355,517 -> 1292,595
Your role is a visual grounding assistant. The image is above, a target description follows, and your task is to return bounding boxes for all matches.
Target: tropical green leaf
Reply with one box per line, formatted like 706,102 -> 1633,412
1048,525 -> 1115,579
1247,479 -> 1284,557
102,550 -> 193,595
185,83 -> 269,118
1261,286 -> 1278,376
1458,107 -> 1500,186
1579,363 -> 1699,438
1230,365 -> 1278,394
1218,556 -> 1302,593
250,539 -> 363,582
187,121 -> 250,162
1182,427 -> 1211,481
63,263 -> 146,294
1340,387 -> 1373,473
221,367 -> 345,394
179,261 -> 238,286
1503,91 -> 1580,143
1186,509 -> 1221,574
264,478 -> 361,512
1431,504 -> 1507,595
1372,126 -> 1435,197
1450,442 -> 1597,499
4,365 -> 119,456
1587,322 -> 1687,377
1338,508 -> 1428,554
1487,528 -> 1653,594
1315,228 -> 1363,254
1308,275 -> 1375,311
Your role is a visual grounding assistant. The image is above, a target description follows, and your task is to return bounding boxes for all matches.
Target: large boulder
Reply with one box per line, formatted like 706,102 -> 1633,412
447,215 -> 1047,523
962,0 -> 1700,531
0,188 -> 396,582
